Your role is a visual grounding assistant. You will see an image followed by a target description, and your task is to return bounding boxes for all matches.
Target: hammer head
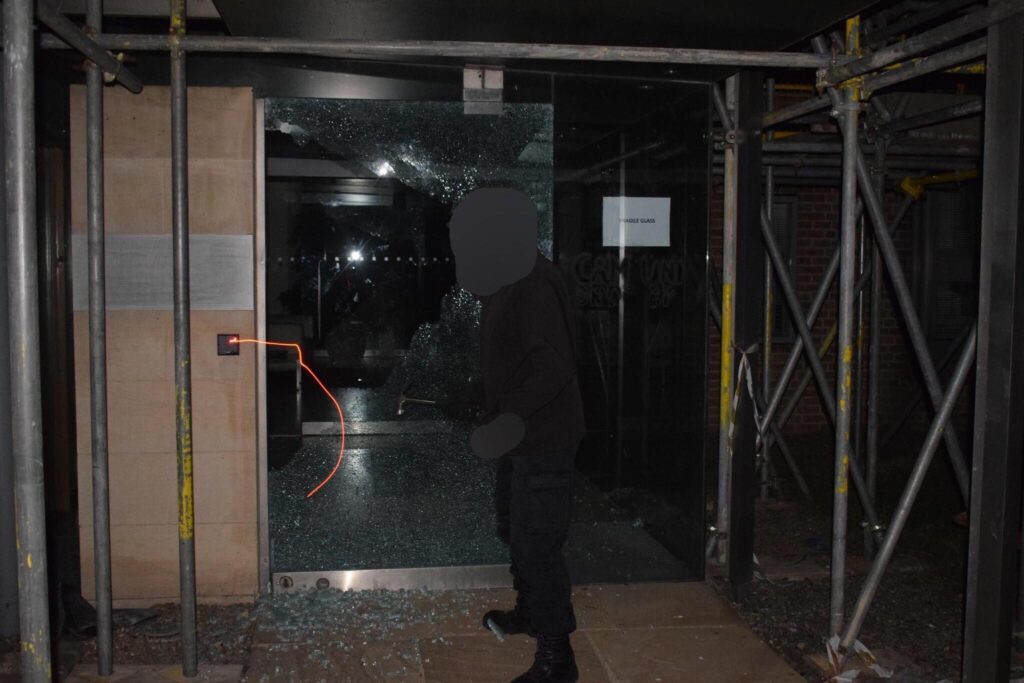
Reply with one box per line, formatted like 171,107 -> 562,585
396,381 -> 411,416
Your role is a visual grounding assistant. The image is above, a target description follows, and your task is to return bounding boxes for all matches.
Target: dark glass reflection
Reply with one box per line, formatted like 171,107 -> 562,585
555,77 -> 711,579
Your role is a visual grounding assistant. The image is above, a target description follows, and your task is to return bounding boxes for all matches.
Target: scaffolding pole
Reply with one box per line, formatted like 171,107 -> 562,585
878,324 -> 974,451
861,36 -> 988,97
762,94 -> 830,129
761,77 -> 775,501
864,137 -> 886,561
761,141 -> 980,157
0,63 -> 17,642
39,32 -> 836,68
772,202 -> 909,437
170,0 -> 199,676
854,151 -> 972,502
840,326 -> 978,655
831,74 -> 860,637
867,0 -> 979,46
714,78 -> 737,566
824,1 -> 1019,85
812,35 -> 973,505
35,0 -> 142,93
4,0 -> 53,679
86,0 -> 114,674
879,99 -> 983,136
762,36 -> 988,131
759,204 -> 886,536
759,203 -> 838,431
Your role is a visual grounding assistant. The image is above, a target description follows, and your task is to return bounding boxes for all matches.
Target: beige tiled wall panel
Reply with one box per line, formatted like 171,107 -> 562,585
69,86 -> 254,235
71,87 -> 258,604
80,523 -> 258,601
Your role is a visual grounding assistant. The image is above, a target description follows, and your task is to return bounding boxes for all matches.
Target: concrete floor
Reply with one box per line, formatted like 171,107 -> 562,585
242,581 -> 802,682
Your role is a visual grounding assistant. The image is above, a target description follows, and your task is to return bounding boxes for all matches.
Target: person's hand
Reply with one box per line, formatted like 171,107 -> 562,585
470,413 -> 525,460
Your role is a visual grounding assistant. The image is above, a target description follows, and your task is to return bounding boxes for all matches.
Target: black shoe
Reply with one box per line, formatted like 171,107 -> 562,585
511,636 -> 579,683
483,609 -> 537,639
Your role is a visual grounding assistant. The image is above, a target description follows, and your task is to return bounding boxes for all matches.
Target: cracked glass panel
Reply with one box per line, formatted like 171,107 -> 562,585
263,90 -> 708,580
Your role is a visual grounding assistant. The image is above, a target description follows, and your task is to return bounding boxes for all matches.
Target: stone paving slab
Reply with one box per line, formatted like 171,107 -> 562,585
243,581 -> 801,682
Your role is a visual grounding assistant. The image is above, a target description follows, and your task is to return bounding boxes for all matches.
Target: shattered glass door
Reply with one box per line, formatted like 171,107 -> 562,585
263,99 -> 553,575
262,87 -> 710,585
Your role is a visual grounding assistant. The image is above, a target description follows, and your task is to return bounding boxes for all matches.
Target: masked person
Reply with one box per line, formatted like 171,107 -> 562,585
450,188 -> 585,683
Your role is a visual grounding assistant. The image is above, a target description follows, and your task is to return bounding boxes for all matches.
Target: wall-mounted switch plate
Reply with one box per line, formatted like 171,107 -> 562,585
218,334 -> 240,356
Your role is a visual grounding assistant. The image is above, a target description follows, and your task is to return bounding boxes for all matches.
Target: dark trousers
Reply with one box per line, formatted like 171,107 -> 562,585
495,449 -> 577,637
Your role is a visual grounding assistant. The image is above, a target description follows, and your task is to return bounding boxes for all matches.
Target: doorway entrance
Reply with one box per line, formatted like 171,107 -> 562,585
260,93 -> 706,591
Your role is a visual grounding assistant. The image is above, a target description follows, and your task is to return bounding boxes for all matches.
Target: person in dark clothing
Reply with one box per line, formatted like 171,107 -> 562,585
450,188 -> 585,683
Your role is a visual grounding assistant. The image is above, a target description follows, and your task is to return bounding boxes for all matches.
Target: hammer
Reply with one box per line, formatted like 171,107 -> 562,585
397,383 -> 438,416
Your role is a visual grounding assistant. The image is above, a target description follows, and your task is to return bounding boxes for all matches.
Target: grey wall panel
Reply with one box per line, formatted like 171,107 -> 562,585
71,234 -> 255,311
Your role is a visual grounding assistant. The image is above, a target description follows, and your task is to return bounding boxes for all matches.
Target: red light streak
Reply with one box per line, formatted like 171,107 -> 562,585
231,338 -> 345,498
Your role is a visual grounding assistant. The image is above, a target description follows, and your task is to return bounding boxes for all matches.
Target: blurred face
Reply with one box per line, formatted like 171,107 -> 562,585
449,188 -> 538,296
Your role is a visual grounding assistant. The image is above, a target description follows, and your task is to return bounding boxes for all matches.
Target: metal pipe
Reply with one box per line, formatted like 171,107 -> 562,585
761,78 -> 775,502
38,31 -> 838,68
813,35 -> 973,504
831,83 -> 860,637
879,99 -> 984,136
773,245 -> 902,435
0,73 -> 17,642
878,323 -> 973,449
713,166 -> 846,180
852,194 -> 867,499
712,84 -> 733,129
760,201 -> 887,536
715,76 -> 737,566
761,94 -> 831,129
871,97 -> 893,123
840,326 -> 978,653
86,0 -> 113,674
170,0 -> 198,676
861,36 -> 988,97
761,195 -> 911,442
760,204 -> 838,429
713,156 -> 977,171
856,151 -> 972,502
768,419 -> 813,502
893,93 -> 914,121
777,324 -> 837,432
759,227 -> 840,434
824,1 -> 1019,85
4,0 -> 53,678
760,140 -> 980,157
753,154 -> 977,170
868,0 -> 978,46
35,0 -> 143,93
864,139 -> 887,561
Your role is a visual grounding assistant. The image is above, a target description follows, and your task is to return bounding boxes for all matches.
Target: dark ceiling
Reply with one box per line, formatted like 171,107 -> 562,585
211,0 -> 877,81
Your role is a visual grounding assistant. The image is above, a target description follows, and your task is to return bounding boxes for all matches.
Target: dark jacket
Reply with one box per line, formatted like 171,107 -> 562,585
479,252 -> 586,456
